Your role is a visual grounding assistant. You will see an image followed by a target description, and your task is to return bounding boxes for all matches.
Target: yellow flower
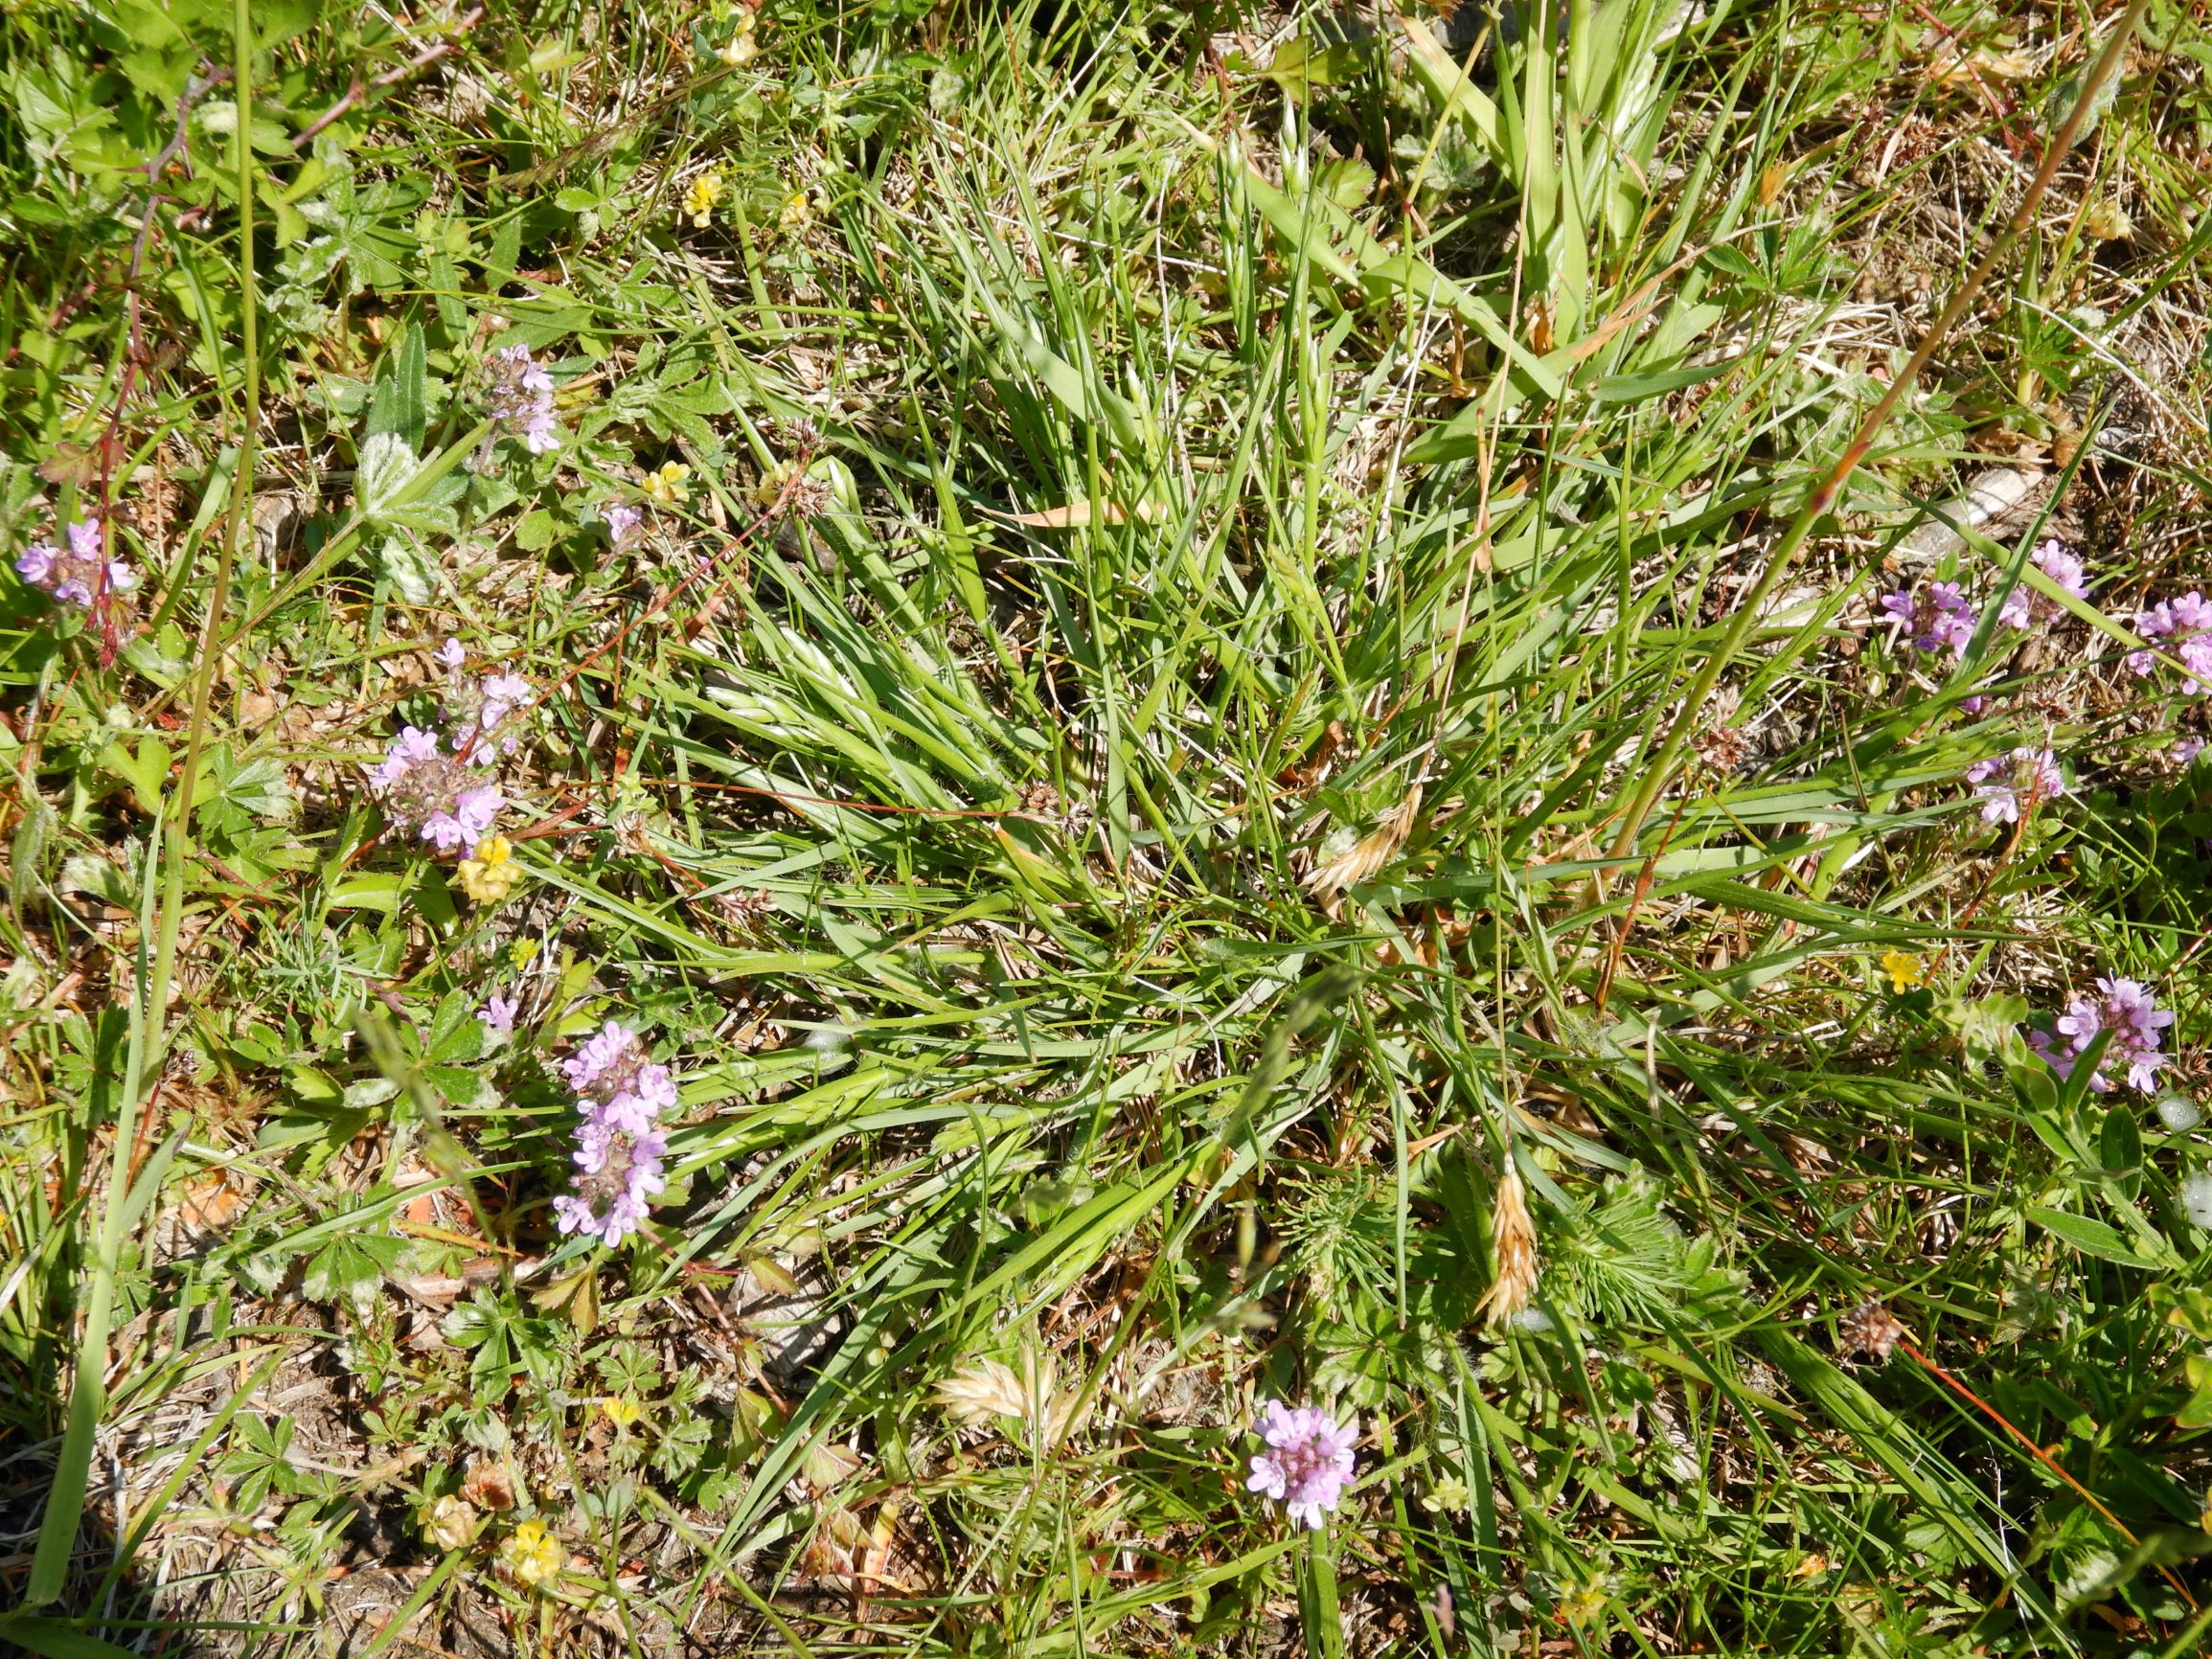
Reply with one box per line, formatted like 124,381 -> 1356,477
777,188 -> 811,233
499,1519 -> 566,1589
718,14 -> 757,65
1881,950 -> 1926,992
643,460 -> 691,505
682,170 -> 725,228
510,936 -> 540,970
458,834 -> 522,904
602,1396 -> 645,1428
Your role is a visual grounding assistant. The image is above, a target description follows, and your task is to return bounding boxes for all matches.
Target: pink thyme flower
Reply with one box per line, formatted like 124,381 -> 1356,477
482,991 -> 518,1034
1965,746 -> 2064,825
1245,1400 -> 1357,1530
554,1019 -> 679,1247
487,344 -> 560,454
1880,580 -> 1974,656
2129,591 -> 2212,690
436,637 -> 467,669
602,502 -> 643,549
1997,538 -> 2089,629
15,513 -> 137,614
2179,737 -> 2208,766
2030,975 -> 2174,1094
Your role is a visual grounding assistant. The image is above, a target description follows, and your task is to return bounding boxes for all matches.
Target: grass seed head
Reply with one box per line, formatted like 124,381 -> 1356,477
1477,1157 -> 1540,1329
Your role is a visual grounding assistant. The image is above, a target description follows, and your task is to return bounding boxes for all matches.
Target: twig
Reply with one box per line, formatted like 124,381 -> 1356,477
291,6 -> 488,150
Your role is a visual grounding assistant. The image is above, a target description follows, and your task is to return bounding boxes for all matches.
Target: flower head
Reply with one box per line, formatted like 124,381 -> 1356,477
2030,975 -> 2175,1094
1965,746 -> 2064,826
486,344 -> 559,454
554,1019 -> 680,1247
499,1519 -> 567,1589
1881,950 -> 1926,992
2129,591 -> 2212,690
481,990 -> 518,1034
459,833 -> 523,903
602,501 -> 643,549
683,170 -> 726,228
643,461 -> 691,505
436,637 -> 467,670
1245,1400 -> 1357,1530
1880,579 -> 1974,657
1997,538 -> 2089,629
14,513 -> 138,621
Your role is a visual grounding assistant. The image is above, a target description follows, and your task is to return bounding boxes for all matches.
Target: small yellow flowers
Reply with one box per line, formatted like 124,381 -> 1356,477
1420,1472 -> 1470,1514
777,188 -> 811,234
682,170 -> 725,228
510,936 -> 540,971
1881,950 -> 1926,992
458,834 -> 522,904
644,460 -> 691,504
499,1519 -> 567,1589
718,12 -> 758,65
602,1395 -> 645,1428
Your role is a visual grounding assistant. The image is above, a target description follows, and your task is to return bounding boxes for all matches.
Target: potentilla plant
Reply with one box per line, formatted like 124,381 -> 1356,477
2030,976 -> 2175,1094
369,640 -> 536,859
553,1020 -> 679,1248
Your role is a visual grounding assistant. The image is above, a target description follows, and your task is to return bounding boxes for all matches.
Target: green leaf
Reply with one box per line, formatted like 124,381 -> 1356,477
1590,359 -> 1737,404
2026,1206 -> 2165,1269
0,1616 -> 148,1659
513,507 -> 559,552
367,321 -> 427,453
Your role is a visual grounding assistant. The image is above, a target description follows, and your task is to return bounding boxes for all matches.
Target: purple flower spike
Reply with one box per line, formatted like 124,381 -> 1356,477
1881,580 -> 1973,657
1246,1400 -> 1357,1530
15,513 -> 136,615
554,1019 -> 679,1248
2131,591 -> 2212,690
1997,538 -> 2089,630
487,344 -> 560,454
2030,975 -> 2175,1095
1965,746 -> 2064,826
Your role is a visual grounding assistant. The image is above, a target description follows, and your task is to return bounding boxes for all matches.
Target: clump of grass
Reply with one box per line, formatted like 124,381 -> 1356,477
7,1 -> 2212,1654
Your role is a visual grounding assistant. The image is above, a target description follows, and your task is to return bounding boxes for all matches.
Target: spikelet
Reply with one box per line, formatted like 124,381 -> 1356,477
933,1350 -> 1083,1443
1476,1158 -> 1539,1329
1306,783 -> 1422,918
934,1357 -> 1029,1428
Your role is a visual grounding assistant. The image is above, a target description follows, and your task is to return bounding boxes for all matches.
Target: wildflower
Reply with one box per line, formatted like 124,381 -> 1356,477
373,729 -> 505,858
718,11 -> 758,65
2128,591 -> 2212,691
2029,975 -> 2174,1094
1245,1400 -> 1357,1530
1965,746 -> 2064,826
1996,538 -> 2088,630
777,188 -> 811,233
683,170 -> 726,227
423,1494 -> 477,1551
499,1519 -> 567,1588
552,1020 -> 678,1248
602,501 -> 643,550
460,834 -> 523,904
602,1396 -> 646,1428
486,344 -> 559,454
481,990 -> 518,1034
15,513 -> 138,613
436,637 -> 467,670
2178,738 -> 2207,767
1881,950 -> 1926,992
1421,1472 -> 1471,1515
643,460 -> 691,505
1879,579 -> 1973,656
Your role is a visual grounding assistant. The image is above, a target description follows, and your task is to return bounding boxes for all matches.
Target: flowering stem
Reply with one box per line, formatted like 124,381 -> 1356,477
1606,0 -> 2152,866
27,0 -> 262,1609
